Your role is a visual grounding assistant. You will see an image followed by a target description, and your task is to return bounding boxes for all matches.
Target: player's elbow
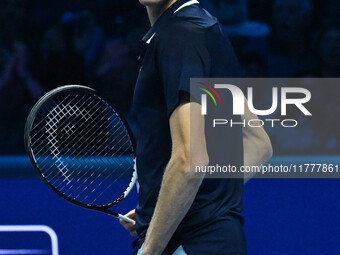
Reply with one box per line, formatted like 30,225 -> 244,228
190,152 -> 209,178
172,149 -> 209,178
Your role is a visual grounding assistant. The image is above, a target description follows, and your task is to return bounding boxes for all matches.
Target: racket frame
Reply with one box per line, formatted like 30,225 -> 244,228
24,85 -> 137,223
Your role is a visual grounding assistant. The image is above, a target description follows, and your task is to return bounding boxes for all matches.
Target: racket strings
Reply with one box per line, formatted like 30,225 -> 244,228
31,93 -> 86,146
30,90 -> 135,207
43,105 -> 111,167
70,131 -> 131,199
32,94 -> 103,156
34,98 -> 110,171
47,113 -> 133,204
48,116 -> 127,185
58,128 -> 131,199
78,140 -> 134,204
30,93 -> 75,142
72,131 -> 134,201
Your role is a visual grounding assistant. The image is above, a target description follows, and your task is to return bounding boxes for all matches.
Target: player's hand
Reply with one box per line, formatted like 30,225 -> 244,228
120,209 -> 137,236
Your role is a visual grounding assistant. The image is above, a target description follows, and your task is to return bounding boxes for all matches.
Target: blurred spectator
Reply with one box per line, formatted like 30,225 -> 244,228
0,0 -> 28,45
0,0 -> 339,154
268,81 -> 331,154
247,0 -> 273,23
240,53 -> 268,77
0,42 -> 44,109
94,37 -> 138,115
273,0 -> 312,48
318,26 -> 340,77
323,0 -> 340,28
244,0 -> 317,77
203,0 -> 270,38
36,24 -> 85,90
0,42 -> 44,153
208,0 -> 249,25
72,10 -> 104,71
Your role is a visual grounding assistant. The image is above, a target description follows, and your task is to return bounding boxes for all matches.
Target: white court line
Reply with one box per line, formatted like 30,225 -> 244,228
0,225 -> 58,255
0,249 -> 49,254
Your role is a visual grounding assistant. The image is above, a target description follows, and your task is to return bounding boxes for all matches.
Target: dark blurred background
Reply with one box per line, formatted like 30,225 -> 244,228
0,1 -> 339,255
0,0 -> 339,155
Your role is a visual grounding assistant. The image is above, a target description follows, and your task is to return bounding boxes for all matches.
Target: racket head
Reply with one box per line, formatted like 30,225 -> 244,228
25,85 -> 137,210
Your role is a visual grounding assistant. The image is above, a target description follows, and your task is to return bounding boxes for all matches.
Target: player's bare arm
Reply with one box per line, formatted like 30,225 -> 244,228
142,103 -> 208,255
125,1 -> 248,253
242,99 -> 273,183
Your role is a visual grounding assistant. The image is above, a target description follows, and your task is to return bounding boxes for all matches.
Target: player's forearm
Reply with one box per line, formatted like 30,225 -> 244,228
142,155 -> 206,255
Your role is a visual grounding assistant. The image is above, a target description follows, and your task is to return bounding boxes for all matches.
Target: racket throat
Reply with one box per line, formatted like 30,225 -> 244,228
104,209 -> 135,224
105,210 -> 119,218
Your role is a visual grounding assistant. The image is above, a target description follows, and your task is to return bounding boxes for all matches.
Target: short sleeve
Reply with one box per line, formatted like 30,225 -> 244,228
156,21 -> 210,117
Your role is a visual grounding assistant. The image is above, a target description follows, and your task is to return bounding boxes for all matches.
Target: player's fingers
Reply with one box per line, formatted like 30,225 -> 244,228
119,209 -> 136,231
130,229 -> 137,236
120,219 -> 135,229
125,209 -> 136,220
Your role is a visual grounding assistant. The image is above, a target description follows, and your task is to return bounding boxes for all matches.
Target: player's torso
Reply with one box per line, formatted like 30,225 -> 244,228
131,1 -> 245,238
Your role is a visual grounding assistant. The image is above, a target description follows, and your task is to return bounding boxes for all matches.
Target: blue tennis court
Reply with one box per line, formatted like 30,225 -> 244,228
0,156 -> 339,254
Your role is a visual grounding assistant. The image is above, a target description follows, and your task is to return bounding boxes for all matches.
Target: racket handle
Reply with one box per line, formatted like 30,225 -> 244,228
118,214 -> 135,224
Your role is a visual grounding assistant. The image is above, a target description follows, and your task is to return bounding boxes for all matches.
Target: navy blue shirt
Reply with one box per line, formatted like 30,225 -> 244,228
132,1 -> 246,254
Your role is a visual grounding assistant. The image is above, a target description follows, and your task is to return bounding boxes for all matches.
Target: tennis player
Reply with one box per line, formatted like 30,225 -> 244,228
120,1 -> 272,254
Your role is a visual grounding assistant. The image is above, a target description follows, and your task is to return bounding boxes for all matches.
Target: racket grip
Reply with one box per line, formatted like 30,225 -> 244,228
118,214 -> 136,224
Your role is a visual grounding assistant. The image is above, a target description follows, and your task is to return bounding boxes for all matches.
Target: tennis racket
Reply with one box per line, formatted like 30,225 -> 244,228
24,85 -> 136,223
